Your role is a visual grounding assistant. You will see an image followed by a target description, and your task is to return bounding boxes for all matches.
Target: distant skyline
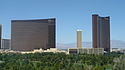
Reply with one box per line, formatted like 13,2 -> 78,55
0,0 -> 125,44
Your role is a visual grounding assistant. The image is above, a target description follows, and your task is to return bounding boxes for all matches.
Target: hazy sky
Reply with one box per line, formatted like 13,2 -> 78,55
0,0 -> 125,44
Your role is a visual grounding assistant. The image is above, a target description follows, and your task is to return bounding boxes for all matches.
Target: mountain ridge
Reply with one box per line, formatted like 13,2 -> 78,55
57,40 -> 125,49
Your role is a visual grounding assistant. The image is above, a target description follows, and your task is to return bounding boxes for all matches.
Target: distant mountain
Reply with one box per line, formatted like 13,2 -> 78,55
56,42 -> 91,49
57,40 -> 125,49
111,40 -> 125,48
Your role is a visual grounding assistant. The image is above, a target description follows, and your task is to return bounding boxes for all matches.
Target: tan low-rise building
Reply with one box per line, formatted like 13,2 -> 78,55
68,48 -> 104,55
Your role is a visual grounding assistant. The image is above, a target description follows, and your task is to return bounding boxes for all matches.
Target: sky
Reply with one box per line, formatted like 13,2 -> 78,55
0,0 -> 125,44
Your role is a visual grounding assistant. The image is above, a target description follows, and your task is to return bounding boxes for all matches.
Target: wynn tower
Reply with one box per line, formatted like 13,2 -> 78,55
92,14 -> 110,52
11,18 -> 56,51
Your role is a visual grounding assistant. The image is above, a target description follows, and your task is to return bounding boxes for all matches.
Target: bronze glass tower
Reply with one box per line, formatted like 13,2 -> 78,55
92,14 -> 110,52
11,18 -> 56,51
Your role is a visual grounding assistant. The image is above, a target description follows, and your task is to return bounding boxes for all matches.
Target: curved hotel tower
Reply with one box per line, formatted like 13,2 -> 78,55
92,14 -> 110,52
11,18 -> 56,51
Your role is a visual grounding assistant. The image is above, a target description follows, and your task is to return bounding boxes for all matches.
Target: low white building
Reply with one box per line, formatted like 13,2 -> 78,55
32,48 -> 67,54
1,39 -> 11,49
110,48 -> 125,53
0,48 -> 68,54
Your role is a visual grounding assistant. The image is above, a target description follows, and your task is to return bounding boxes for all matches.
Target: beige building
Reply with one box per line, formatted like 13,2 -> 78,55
68,48 -> 104,55
77,30 -> 82,48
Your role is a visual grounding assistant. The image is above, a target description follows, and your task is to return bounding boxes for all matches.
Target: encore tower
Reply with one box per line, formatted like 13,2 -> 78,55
11,18 -> 56,51
92,14 -> 110,52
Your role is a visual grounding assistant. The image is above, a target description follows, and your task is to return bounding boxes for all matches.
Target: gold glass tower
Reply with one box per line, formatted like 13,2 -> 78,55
77,30 -> 82,48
